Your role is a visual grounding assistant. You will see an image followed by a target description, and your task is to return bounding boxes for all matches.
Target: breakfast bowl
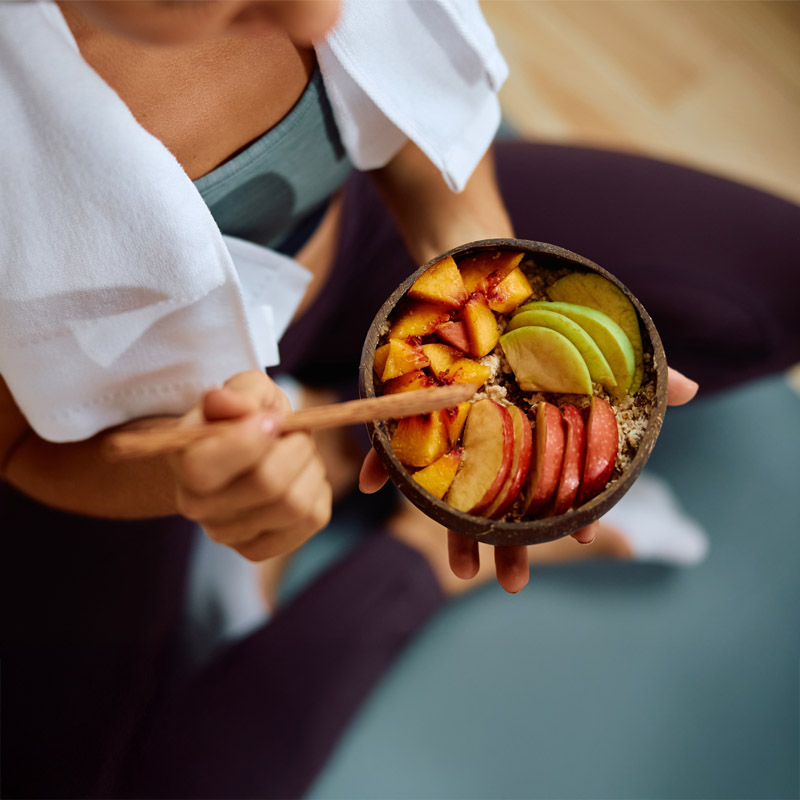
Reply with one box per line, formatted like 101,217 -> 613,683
358,239 -> 668,547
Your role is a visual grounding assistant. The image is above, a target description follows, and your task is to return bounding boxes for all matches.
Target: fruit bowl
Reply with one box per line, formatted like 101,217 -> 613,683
358,239 -> 668,546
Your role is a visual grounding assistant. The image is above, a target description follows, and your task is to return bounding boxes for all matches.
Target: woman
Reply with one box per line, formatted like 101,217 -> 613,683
1,2 -> 798,797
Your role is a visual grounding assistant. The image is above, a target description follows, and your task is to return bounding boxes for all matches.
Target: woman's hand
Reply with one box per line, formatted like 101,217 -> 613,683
360,367 -> 699,593
170,371 -> 332,561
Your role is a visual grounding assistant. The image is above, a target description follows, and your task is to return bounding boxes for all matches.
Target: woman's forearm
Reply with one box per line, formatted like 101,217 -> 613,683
370,141 -> 514,265
0,380 -> 178,518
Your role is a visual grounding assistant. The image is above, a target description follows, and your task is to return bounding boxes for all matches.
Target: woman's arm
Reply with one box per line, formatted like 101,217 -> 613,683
0,372 -> 332,561
369,141 -> 514,266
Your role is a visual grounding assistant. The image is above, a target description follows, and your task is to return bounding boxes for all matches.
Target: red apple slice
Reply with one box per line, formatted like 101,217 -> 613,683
552,404 -> 586,515
445,399 -> 513,514
524,401 -> 566,515
483,404 -> 533,519
579,396 -> 619,502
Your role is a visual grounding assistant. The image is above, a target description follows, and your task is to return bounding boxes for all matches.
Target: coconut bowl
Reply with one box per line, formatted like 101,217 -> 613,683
358,239 -> 668,546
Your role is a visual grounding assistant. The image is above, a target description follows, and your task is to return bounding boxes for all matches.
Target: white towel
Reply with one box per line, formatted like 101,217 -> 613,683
0,0 -> 506,442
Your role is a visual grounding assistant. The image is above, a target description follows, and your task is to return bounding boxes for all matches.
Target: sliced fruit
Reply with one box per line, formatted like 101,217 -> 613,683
552,404 -> 586,515
373,339 -> 430,382
443,402 -> 471,447
458,251 -> 525,294
388,301 -> 450,340
486,267 -> 534,314
445,399 -> 514,514
515,301 -> 635,398
435,320 -> 470,353
524,401 -> 566,515
408,255 -> 468,309
447,359 -> 493,386
382,369 -> 435,395
499,326 -> 593,394
580,396 -> 619,503
483,405 -> 533,518
548,272 -> 644,394
412,448 -> 463,499
422,342 -> 462,380
463,293 -> 500,357
505,308 -> 616,392
390,410 -> 450,468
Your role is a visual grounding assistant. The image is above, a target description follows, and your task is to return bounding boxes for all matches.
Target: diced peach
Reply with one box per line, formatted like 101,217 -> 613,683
388,301 -> 450,340
486,267 -> 534,314
421,343 -> 461,380
443,402 -> 471,446
412,448 -> 463,499
435,320 -> 470,353
463,294 -> 499,357
390,410 -> 450,468
373,339 -> 430,382
458,251 -> 524,295
382,369 -> 435,395
448,359 -> 492,386
408,256 -> 468,309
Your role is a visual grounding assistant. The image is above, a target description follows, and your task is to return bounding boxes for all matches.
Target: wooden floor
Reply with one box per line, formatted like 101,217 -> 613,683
481,0 -> 800,206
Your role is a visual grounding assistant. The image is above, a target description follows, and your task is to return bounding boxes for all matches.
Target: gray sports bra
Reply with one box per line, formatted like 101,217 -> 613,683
194,65 -> 353,255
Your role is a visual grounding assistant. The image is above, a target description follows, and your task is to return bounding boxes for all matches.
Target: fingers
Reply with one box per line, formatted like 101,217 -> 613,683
666,367 -> 699,406
202,370 -> 291,421
571,520 -> 599,544
494,546 -> 529,593
359,447 -> 390,493
448,531 -> 479,579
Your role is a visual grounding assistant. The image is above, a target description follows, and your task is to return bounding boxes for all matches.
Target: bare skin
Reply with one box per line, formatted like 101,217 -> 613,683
2,1 -> 700,593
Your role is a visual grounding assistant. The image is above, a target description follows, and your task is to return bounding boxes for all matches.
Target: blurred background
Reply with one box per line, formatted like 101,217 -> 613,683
293,3 -> 800,798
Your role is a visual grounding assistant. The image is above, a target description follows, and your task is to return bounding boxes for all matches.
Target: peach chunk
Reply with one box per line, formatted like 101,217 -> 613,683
435,320 -> 470,353
463,294 -> 500,357
486,267 -> 534,314
382,369 -> 436,395
443,402 -> 471,447
388,301 -> 450,340
373,339 -> 430,382
412,448 -> 463,499
422,343 -> 492,386
421,343 -> 462,380
458,251 -> 524,295
391,410 -> 450,468
408,256 -> 468,309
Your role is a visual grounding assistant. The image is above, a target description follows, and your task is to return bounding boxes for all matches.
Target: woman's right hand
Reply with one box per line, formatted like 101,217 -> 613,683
169,371 -> 332,561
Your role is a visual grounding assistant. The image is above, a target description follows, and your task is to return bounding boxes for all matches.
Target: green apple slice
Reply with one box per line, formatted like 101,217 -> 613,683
515,301 -> 635,398
505,308 -> 617,392
547,273 -> 644,394
499,326 -> 593,395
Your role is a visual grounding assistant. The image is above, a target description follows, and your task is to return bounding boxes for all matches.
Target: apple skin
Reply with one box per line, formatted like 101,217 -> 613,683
524,401 -> 566,515
579,396 -> 619,502
552,404 -> 586,515
445,399 -> 514,514
483,404 -> 533,519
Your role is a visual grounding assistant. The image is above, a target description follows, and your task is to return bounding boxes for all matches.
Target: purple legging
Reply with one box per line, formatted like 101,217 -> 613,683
2,143 -> 799,799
